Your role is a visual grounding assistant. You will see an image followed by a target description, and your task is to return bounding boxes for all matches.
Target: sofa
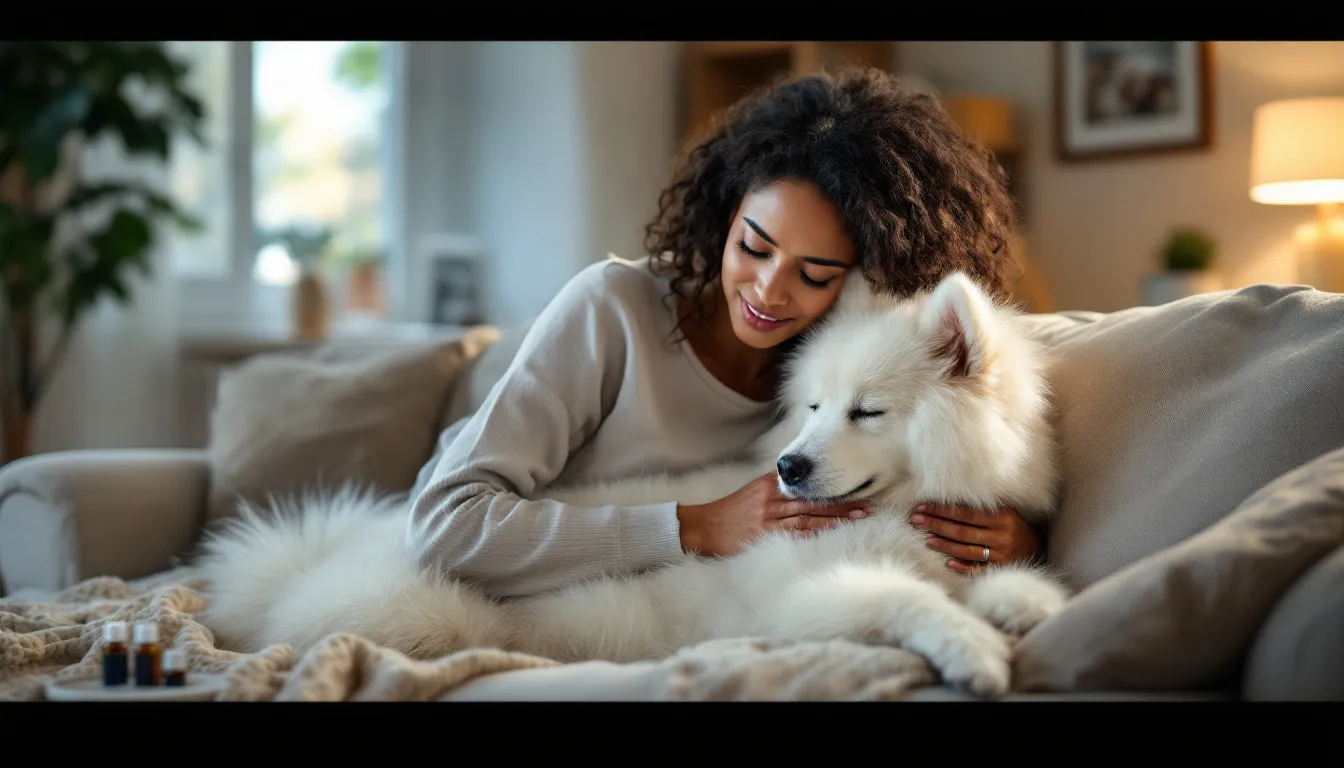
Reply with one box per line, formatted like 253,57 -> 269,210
2,281 -> 1342,701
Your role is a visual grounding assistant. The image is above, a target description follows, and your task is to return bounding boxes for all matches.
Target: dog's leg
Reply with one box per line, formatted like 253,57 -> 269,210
505,556 -> 719,664
960,563 -> 1069,637
760,561 -> 1013,697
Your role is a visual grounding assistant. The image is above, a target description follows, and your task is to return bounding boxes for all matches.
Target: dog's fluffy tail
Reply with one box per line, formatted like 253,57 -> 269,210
193,483 -> 508,660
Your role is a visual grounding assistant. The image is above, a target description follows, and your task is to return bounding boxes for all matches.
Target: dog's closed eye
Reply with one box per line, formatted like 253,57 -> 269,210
848,407 -> 886,421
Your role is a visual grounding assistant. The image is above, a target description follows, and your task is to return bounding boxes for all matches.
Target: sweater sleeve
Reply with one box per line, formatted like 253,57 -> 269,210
406,262 -> 685,598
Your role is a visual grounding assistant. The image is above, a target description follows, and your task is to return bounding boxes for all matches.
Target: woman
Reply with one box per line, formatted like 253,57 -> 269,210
408,67 -> 1043,599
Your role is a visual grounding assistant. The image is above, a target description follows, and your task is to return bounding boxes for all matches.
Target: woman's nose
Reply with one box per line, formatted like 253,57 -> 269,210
757,266 -> 788,308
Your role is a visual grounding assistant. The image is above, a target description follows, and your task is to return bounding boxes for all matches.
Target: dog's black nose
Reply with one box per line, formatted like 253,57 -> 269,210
777,455 -> 813,486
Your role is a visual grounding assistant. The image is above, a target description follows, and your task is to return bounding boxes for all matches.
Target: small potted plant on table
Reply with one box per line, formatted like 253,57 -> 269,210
1142,227 -> 1222,306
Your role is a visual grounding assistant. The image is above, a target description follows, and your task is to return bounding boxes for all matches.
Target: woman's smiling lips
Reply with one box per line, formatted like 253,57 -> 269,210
740,295 -> 790,331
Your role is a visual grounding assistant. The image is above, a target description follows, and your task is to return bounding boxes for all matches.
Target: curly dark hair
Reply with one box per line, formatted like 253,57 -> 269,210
645,66 -> 1020,336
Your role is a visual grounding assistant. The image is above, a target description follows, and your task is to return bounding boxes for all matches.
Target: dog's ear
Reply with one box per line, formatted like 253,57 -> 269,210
918,272 -> 996,378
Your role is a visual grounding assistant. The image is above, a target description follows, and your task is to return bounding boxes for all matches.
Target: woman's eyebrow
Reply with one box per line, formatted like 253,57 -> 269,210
743,217 -> 849,268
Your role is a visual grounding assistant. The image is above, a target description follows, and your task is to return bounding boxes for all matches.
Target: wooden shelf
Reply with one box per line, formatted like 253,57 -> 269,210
681,41 -> 894,149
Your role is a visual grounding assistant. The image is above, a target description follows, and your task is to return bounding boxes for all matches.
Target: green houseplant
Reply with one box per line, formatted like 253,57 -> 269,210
0,42 -> 206,462
257,223 -> 335,273
1143,226 -> 1223,306
1160,228 -> 1217,272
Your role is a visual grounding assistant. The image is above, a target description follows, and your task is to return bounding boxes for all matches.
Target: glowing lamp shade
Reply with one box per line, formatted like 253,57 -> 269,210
1249,97 -> 1344,205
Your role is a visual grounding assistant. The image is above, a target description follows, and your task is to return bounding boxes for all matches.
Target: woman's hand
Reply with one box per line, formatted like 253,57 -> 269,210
909,502 -> 1040,573
677,472 -> 871,558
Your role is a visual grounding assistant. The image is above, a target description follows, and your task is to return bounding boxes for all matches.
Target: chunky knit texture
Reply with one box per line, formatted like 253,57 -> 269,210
1,568 -> 938,701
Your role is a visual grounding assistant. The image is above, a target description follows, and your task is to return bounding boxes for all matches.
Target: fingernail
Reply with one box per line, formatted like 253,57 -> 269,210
910,513 -> 926,526
850,508 -> 869,518
915,503 -> 931,513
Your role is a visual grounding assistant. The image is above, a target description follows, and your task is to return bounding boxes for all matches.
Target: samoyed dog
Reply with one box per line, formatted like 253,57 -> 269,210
194,271 -> 1068,697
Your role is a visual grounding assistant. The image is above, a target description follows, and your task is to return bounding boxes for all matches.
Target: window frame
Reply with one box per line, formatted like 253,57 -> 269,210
175,40 -> 407,329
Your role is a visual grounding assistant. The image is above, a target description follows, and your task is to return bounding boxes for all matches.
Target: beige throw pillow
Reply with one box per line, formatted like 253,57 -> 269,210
205,332 -> 489,528
1014,444 -> 1344,692
441,320 -> 530,429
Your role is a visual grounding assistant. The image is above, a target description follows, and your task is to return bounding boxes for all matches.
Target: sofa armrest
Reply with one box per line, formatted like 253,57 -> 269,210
0,449 -> 210,596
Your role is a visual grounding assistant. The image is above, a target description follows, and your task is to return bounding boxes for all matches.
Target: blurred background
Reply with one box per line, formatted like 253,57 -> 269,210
3,40 -> 1342,460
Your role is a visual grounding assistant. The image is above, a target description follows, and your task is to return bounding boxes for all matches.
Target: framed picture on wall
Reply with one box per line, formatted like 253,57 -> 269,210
1054,41 -> 1213,162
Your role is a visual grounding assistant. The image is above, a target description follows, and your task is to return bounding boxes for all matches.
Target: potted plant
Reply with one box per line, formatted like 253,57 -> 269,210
256,223 -> 335,340
1142,227 -> 1223,306
341,248 -> 386,316
0,42 -> 206,463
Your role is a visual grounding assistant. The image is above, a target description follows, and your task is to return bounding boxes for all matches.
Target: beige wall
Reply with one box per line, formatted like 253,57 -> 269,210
896,41 -> 1344,312
467,42 -> 680,328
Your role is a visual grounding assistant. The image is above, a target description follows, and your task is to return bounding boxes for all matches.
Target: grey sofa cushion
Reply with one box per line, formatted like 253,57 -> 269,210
1013,443 -> 1344,692
1243,542 -> 1344,700
1017,284 -> 1344,593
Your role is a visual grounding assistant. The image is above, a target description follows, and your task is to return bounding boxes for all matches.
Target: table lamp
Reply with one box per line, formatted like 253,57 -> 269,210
944,95 -> 1018,154
1249,97 -> 1344,292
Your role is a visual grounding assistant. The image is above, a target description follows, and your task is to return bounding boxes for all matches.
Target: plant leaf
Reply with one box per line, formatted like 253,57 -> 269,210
0,208 -> 57,308
1,40 -> 208,412
0,202 -> 16,240
92,209 -> 154,264
17,85 -> 92,183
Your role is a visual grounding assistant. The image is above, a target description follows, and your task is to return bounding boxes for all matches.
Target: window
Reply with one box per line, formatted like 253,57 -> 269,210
167,42 -> 232,280
167,41 -> 401,324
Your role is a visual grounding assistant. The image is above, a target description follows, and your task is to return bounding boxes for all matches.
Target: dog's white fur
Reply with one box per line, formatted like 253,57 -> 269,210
194,271 -> 1069,697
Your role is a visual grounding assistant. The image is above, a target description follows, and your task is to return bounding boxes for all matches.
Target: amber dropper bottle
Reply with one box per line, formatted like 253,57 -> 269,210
133,622 -> 162,686
102,621 -> 129,686
162,649 -> 188,687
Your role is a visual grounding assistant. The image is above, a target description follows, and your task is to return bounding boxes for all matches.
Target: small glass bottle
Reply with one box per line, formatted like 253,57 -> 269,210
161,649 -> 188,687
101,621 -> 130,686
132,622 -> 162,686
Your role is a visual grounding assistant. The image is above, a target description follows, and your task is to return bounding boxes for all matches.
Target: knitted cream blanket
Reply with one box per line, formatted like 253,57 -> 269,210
0,571 -> 937,701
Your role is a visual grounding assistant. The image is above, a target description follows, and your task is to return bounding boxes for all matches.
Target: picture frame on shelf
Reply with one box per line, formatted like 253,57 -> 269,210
1054,41 -> 1213,163
420,234 -> 485,327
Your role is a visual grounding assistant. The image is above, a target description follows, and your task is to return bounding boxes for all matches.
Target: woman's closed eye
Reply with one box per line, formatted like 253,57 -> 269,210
736,239 -> 770,260
736,240 -> 837,289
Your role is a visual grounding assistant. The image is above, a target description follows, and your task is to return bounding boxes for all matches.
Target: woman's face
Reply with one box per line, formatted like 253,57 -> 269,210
719,179 -> 857,349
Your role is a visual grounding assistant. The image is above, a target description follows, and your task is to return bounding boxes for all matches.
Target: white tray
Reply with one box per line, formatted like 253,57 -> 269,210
44,672 -> 229,702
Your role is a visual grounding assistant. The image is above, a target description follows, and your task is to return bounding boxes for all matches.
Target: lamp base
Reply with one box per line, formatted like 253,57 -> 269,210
1298,202 -> 1344,293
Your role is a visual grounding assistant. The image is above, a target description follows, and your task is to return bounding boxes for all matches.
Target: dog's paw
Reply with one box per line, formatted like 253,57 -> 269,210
965,571 -> 1068,637
925,612 -> 1013,698
976,593 -> 1064,636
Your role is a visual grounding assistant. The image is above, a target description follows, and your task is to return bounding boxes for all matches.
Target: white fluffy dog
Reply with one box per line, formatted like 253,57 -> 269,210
194,271 -> 1068,697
